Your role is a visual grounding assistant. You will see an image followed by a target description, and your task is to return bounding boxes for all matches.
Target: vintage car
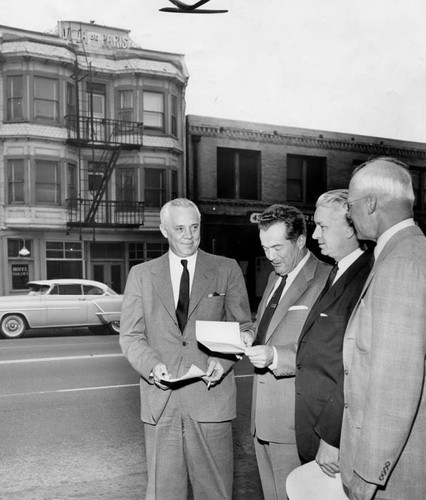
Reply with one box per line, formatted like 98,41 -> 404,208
0,279 -> 122,339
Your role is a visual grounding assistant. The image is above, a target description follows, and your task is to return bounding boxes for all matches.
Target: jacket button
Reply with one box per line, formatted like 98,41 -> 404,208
182,341 -> 187,346
296,363 -> 301,369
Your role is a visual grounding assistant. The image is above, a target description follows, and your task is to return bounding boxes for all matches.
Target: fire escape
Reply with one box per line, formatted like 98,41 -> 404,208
65,51 -> 144,231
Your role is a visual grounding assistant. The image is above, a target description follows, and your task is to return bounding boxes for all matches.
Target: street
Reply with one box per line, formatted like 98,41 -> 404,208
0,330 -> 262,499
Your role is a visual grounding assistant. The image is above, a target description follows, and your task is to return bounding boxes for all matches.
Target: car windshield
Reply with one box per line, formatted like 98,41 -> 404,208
27,284 -> 50,295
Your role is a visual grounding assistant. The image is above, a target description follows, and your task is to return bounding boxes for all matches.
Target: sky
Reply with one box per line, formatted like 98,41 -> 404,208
2,0 -> 426,143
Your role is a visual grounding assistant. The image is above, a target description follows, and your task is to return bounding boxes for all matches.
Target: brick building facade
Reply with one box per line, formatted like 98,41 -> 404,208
187,115 -> 426,307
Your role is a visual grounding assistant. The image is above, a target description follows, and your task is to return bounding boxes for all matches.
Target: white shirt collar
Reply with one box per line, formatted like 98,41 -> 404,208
374,218 -> 415,260
334,247 -> 364,282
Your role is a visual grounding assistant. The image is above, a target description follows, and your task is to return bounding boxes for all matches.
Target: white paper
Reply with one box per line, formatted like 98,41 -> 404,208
196,320 -> 246,354
161,364 -> 206,384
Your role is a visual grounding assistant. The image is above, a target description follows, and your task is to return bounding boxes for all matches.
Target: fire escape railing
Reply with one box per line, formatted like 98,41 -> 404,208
66,199 -> 144,228
65,114 -> 144,229
65,114 -> 143,147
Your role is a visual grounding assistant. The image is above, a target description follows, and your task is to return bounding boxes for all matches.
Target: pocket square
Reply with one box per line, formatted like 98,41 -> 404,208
288,305 -> 308,311
320,313 -> 328,317
208,292 -> 225,297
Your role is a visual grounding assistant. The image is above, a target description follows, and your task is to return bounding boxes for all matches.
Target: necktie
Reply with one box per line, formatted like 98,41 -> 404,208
254,275 -> 287,345
317,263 -> 339,302
176,259 -> 189,333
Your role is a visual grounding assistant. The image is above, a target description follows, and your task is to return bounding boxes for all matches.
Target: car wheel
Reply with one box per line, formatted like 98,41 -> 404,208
107,321 -> 120,334
1,314 -> 26,339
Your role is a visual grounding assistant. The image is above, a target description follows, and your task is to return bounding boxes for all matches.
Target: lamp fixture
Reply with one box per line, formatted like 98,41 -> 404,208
160,0 -> 228,13
19,239 -> 30,257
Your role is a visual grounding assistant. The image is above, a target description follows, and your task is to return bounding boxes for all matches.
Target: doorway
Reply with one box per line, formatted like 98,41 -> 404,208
92,262 -> 124,293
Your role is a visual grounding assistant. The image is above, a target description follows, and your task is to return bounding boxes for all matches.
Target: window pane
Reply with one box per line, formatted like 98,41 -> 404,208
36,161 -> 60,204
143,92 -> 164,130
7,76 -> 23,120
305,157 -> 326,203
8,160 -> 25,203
34,77 -> 59,121
239,150 -> 259,200
217,148 -> 236,198
145,168 -> 165,208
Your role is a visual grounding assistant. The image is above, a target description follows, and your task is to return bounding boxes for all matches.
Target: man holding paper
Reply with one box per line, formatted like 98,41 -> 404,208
119,198 -> 252,500
243,204 -> 330,500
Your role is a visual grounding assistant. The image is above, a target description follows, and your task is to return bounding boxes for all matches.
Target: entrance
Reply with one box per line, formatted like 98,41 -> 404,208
92,262 -> 124,293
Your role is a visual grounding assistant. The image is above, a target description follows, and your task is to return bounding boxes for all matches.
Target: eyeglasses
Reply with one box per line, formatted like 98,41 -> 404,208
343,195 -> 370,212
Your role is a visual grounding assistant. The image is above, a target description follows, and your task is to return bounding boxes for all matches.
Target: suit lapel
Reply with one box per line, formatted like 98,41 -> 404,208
151,254 -> 177,324
301,251 -> 371,337
264,254 -> 316,343
187,250 -> 215,320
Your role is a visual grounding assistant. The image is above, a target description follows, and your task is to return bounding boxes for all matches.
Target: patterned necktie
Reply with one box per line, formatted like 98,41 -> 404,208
176,259 -> 189,333
254,275 -> 287,345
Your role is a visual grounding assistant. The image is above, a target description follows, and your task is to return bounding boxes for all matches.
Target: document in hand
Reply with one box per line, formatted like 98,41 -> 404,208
161,364 -> 206,384
196,320 -> 246,354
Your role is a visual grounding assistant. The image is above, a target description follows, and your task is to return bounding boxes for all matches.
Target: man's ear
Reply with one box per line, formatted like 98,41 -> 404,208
366,195 -> 377,215
159,224 -> 168,239
297,234 -> 307,249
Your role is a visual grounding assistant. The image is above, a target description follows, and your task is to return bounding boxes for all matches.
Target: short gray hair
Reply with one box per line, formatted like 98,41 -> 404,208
160,198 -> 201,226
351,157 -> 415,204
316,189 -> 348,209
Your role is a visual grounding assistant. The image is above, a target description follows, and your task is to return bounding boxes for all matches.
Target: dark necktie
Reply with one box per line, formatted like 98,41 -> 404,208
176,259 -> 189,333
317,263 -> 339,303
254,275 -> 287,345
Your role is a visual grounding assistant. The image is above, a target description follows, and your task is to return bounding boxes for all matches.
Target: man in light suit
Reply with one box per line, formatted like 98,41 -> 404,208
119,198 -> 252,500
242,204 -> 330,500
341,157 -> 426,500
295,189 -> 373,476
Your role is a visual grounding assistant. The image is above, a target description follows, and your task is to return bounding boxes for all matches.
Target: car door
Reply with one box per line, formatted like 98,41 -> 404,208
45,284 -> 89,327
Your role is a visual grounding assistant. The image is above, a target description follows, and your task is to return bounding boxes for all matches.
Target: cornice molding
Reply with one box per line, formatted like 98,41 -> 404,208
188,124 -> 426,161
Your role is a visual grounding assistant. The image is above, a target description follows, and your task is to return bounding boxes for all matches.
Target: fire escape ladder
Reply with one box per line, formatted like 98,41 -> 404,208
84,145 -> 122,224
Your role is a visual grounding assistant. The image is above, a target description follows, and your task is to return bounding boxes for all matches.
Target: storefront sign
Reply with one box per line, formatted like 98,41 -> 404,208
12,264 -> 29,290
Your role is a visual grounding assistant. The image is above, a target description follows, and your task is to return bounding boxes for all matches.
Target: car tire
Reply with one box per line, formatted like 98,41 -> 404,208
107,321 -> 120,334
1,314 -> 26,339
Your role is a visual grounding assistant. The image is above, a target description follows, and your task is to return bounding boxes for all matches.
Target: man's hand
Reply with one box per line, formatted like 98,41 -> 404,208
203,358 -> 225,388
315,439 -> 340,477
152,362 -> 171,390
241,330 -> 255,348
347,472 -> 378,500
245,345 -> 274,368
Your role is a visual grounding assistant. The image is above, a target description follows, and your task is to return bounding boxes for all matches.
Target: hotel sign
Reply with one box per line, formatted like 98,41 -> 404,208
58,21 -> 134,50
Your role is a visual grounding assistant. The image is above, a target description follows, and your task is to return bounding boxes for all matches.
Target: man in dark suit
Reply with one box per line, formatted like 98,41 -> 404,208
295,189 -> 373,478
242,204 -> 330,500
119,198 -> 252,500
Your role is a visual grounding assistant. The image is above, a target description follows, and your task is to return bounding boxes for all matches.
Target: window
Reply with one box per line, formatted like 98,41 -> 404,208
145,168 -> 166,208
46,241 -> 83,279
118,90 -> 134,122
35,160 -> 60,205
6,75 -> 23,120
143,91 -> 164,130
117,168 -> 136,207
410,167 -> 426,210
67,163 -> 78,201
287,155 -> 326,204
171,170 -> 178,199
129,242 -> 167,268
34,77 -> 59,121
8,159 -> 25,204
66,82 -> 76,117
88,162 -> 106,194
171,95 -> 177,136
217,148 -> 260,200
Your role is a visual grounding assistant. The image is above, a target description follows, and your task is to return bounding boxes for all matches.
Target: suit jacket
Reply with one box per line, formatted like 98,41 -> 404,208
251,253 -> 331,443
341,225 -> 426,500
119,249 -> 252,425
295,250 -> 373,462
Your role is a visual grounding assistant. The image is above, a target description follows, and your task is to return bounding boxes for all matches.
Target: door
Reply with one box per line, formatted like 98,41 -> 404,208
86,83 -> 106,141
92,263 -> 124,294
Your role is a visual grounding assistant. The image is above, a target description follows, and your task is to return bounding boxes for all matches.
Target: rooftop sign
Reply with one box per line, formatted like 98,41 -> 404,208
58,21 -> 134,50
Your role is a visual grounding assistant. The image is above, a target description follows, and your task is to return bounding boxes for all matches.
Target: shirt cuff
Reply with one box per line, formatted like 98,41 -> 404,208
269,346 -> 278,371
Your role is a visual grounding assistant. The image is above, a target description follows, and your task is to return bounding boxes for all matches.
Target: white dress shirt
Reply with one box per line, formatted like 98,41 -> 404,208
169,250 -> 197,307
